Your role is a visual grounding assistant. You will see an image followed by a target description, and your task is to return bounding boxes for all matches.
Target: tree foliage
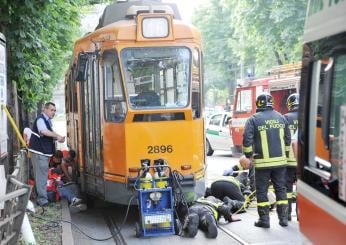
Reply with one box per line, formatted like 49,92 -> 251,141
193,0 -> 307,105
0,0 -> 84,111
230,0 -> 307,67
192,0 -> 237,105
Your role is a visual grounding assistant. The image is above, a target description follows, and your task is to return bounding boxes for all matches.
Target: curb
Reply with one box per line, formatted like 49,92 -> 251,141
61,199 -> 74,245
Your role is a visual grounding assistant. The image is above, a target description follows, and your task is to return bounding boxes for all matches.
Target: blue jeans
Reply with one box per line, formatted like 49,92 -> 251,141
57,184 -> 80,203
31,153 -> 49,206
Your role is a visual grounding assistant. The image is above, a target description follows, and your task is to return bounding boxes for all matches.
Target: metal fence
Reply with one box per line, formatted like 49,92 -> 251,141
0,150 -> 31,245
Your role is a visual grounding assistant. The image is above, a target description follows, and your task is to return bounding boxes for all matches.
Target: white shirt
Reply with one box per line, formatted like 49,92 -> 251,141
36,113 -> 52,133
23,127 -> 32,144
292,130 -> 298,142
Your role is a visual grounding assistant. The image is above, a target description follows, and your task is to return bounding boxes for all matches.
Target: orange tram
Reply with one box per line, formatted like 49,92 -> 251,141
65,1 -> 205,205
297,0 -> 346,244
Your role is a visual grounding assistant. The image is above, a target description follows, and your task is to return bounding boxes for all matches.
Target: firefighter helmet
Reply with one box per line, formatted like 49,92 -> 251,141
256,93 -> 273,109
286,93 -> 299,111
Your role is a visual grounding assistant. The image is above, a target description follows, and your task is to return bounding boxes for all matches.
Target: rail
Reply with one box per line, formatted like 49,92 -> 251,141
0,150 -> 31,245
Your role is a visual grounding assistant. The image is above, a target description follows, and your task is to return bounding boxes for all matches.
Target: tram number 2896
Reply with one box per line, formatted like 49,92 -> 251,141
147,145 -> 173,154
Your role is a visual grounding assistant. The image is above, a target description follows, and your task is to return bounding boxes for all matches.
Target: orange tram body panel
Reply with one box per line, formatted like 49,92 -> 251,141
297,0 -> 346,244
65,2 -> 205,205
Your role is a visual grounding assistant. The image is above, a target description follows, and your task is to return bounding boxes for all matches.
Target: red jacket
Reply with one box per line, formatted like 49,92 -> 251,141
47,168 -> 62,201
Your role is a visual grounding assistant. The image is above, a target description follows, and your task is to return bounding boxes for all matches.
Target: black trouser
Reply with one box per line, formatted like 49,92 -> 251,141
190,204 -> 215,227
285,167 -> 296,198
210,181 -> 245,202
286,166 -> 297,219
248,164 -> 256,192
255,167 -> 287,205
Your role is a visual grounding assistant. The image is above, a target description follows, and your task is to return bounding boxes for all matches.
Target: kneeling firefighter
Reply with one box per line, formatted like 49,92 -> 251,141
183,196 -> 243,238
223,155 -> 256,192
243,93 -> 291,228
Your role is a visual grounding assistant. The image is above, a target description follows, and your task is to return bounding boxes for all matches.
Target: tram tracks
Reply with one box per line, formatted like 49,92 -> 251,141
104,213 -> 127,245
218,225 -> 250,245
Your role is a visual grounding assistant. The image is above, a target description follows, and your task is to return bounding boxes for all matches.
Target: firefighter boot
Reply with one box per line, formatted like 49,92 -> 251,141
223,197 -> 245,213
287,199 -> 292,221
254,206 -> 270,228
277,204 -> 289,227
232,200 -> 245,213
201,213 -> 218,238
184,213 -> 199,238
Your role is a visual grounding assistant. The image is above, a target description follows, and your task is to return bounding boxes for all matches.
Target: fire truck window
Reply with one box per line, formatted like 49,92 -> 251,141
236,89 -> 252,113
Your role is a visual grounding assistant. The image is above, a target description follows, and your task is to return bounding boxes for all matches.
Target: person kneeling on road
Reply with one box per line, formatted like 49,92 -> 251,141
223,155 -> 255,192
205,172 -> 251,208
183,196 -> 242,238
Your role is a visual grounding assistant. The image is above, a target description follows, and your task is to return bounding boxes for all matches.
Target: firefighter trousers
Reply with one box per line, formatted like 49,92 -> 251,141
286,167 -> 297,220
255,167 -> 287,205
285,167 -> 296,198
189,204 -> 218,238
210,181 -> 245,202
255,166 -> 288,226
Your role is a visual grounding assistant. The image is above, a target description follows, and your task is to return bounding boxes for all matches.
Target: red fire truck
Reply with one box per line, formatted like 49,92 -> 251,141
229,63 -> 301,155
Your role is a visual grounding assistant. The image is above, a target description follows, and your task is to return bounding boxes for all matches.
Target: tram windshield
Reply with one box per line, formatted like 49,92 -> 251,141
121,47 -> 190,109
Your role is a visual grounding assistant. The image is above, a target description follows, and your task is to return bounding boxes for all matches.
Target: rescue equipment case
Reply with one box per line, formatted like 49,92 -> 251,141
134,166 -> 175,237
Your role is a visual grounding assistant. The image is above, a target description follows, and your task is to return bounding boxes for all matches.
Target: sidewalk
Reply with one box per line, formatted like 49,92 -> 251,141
21,202 -> 65,244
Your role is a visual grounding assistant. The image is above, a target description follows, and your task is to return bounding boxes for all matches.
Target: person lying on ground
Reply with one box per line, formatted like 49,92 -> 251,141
46,166 -> 86,212
183,195 -> 242,238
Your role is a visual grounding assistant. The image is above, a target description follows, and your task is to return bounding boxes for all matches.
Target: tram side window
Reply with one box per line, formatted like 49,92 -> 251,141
71,66 -> 78,113
235,90 -> 252,113
192,48 -> 201,119
329,54 -> 346,202
307,52 -> 346,204
103,50 -> 127,122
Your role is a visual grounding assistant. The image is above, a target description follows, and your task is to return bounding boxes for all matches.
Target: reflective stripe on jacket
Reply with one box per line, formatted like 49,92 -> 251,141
243,109 -> 291,169
196,197 -> 222,220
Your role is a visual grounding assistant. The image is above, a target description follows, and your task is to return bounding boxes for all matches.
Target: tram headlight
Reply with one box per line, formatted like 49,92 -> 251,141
149,191 -> 162,202
142,17 -> 169,38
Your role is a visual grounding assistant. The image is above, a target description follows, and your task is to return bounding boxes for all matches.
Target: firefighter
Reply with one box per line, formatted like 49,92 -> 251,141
207,156 -> 253,203
243,93 -> 291,228
284,93 -> 299,220
183,196 -> 239,238
206,175 -> 248,203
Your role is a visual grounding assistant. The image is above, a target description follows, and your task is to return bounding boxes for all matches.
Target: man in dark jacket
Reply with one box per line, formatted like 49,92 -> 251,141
29,102 -> 65,206
243,93 -> 291,228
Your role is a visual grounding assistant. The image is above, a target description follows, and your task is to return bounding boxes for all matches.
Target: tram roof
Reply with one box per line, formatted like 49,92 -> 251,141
96,0 -> 181,29
303,0 -> 346,43
74,18 -> 201,56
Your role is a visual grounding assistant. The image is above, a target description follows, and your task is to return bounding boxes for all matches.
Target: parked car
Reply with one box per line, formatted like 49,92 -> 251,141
204,106 -> 224,119
205,112 -> 233,156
